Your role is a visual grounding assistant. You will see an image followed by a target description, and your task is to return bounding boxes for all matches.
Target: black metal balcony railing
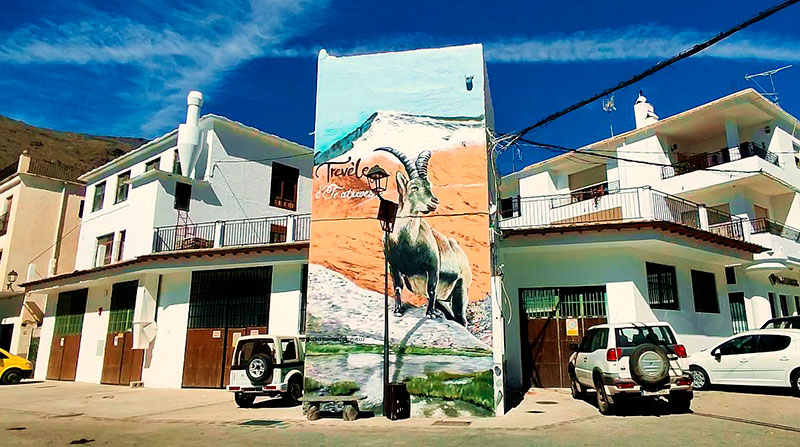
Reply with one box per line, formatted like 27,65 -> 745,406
750,217 -> 800,243
28,158 -> 84,182
661,141 -> 779,179
499,187 -> 746,242
152,214 -> 311,253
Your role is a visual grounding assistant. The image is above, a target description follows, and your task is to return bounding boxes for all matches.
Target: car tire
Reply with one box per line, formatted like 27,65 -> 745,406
1,369 -> 22,385
234,392 -> 256,408
690,366 -> 710,391
630,343 -> 670,389
282,378 -> 303,406
668,390 -> 693,413
245,353 -> 273,384
594,379 -> 613,415
791,369 -> 800,397
570,377 -> 585,400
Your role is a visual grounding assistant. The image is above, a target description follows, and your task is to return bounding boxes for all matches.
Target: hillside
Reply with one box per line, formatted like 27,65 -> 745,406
0,115 -> 148,175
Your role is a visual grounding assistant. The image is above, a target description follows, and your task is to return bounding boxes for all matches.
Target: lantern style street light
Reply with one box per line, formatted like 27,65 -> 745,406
6,269 -> 18,290
366,164 -> 398,418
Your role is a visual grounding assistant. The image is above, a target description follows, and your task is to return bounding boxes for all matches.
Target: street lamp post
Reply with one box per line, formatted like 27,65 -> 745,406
366,165 -> 398,418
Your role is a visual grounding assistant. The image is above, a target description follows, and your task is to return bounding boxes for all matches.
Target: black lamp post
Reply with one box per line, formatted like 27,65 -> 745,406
6,270 -> 18,290
366,165 -> 398,418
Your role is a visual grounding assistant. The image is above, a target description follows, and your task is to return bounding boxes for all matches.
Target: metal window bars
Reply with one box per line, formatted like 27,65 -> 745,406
661,141 -> 779,179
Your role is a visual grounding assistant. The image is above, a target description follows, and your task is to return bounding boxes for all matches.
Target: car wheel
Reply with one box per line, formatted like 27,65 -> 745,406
234,392 -> 256,408
1,369 -> 22,385
690,366 -> 710,391
595,380 -> 613,415
282,378 -> 303,406
791,369 -> 800,397
245,354 -> 273,384
570,377 -> 584,400
668,390 -> 693,413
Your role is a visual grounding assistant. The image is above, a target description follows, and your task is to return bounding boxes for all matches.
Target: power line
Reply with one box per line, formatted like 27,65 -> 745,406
213,152 -> 312,164
502,0 -> 800,147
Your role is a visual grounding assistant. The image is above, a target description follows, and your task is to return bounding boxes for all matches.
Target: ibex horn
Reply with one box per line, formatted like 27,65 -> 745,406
415,151 -> 432,179
374,147 -> 418,179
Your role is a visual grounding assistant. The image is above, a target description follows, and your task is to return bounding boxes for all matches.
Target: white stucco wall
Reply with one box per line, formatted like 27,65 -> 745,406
268,263 -> 304,335
141,271 -> 190,389
75,285 -> 110,383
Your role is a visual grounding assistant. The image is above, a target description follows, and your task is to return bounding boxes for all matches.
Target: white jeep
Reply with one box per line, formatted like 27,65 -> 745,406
568,322 -> 694,414
227,334 -> 305,408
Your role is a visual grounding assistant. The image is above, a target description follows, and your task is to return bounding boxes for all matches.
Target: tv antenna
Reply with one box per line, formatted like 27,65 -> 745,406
602,96 -> 616,137
745,65 -> 792,104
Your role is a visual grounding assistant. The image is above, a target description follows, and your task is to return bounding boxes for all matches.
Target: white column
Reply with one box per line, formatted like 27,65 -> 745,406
214,221 -> 225,248
637,187 -> 654,220
725,119 -> 740,148
698,205 -> 710,231
285,215 -> 296,243
491,275 -> 506,416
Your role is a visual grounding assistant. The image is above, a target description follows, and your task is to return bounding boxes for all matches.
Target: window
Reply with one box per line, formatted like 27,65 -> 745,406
0,196 -> 11,236
691,270 -> 719,313
281,339 -> 298,362
717,335 -> 757,356
269,223 -> 287,243
145,158 -> 160,172
174,182 -> 191,211
756,335 -> 791,353
728,292 -> 748,334
499,197 -> 519,219
92,182 -> 106,212
116,230 -> 126,262
95,233 -> 114,267
615,326 -> 677,348
779,295 -> 789,317
78,200 -> 84,218
795,296 -> 800,315
520,287 -> 606,318
578,330 -> 597,353
725,266 -> 736,285
646,262 -> 679,310
270,162 -> 299,211
115,171 -> 130,204
172,150 -> 182,175
769,292 -> 778,318
590,329 -> 609,351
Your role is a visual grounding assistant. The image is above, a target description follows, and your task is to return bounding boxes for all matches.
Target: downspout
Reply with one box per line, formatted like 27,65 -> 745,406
49,182 -> 69,276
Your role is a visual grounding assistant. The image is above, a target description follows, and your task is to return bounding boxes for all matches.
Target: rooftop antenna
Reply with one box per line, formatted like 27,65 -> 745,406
745,65 -> 792,104
602,96 -> 616,137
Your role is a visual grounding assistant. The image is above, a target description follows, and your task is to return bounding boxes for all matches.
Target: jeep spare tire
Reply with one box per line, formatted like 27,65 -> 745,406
246,353 -> 273,383
629,343 -> 670,388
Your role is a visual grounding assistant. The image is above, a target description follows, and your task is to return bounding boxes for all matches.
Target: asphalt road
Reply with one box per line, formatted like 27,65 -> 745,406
1,381 -> 798,446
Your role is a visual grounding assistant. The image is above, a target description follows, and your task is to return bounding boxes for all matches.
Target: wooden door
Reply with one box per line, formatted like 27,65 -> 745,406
46,335 -> 65,380
47,289 -> 87,381
183,328 -> 226,388
101,281 -> 142,385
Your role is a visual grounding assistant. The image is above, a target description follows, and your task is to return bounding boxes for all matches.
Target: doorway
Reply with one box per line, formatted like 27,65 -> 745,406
0,323 -> 12,351
47,289 -> 88,381
728,292 -> 748,334
520,286 -> 607,388
182,267 -> 272,388
101,281 -> 144,385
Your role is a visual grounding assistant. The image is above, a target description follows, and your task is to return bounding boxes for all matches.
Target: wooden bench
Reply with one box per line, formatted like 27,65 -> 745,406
299,395 -> 366,421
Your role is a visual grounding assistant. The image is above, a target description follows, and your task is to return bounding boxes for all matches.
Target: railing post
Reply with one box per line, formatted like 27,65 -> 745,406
286,215 -> 295,243
152,228 -> 159,253
740,216 -> 754,242
214,221 -> 225,248
698,205 -> 710,231
637,187 -> 654,220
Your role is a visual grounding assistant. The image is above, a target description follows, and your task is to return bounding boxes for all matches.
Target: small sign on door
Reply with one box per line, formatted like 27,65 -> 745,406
566,318 -> 579,337
249,329 -> 259,336
212,330 -> 222,339
60,337 -> 65,347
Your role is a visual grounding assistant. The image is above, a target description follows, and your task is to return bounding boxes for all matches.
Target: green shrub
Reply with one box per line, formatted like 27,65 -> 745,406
403,370 -> 494,411
327,380 -> 360,396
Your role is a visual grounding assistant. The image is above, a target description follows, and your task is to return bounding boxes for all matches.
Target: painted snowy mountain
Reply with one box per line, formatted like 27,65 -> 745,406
314,111 -> 486,164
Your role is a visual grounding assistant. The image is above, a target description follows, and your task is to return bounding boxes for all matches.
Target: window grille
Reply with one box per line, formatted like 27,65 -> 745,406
521,286 -> 606,318
53,289 -> 88,335
188,267 -> 272,329
646,262 -> 679,310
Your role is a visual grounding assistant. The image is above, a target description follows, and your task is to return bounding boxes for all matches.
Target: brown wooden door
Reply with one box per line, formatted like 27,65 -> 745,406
46,336 -> 65,380
101,332 -> 143,385
183,328 -> 226,388
59,334 -> 81,381
47,289 -> 88,381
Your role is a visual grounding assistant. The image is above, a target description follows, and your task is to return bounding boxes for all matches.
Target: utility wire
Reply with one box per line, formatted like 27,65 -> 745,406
502,0 -> 800,147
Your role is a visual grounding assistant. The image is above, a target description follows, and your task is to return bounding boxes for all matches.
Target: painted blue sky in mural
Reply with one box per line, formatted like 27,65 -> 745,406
2,1 -> 800,174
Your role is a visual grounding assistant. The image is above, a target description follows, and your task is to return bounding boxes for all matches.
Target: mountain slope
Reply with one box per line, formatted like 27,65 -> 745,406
0,115 -> 147,175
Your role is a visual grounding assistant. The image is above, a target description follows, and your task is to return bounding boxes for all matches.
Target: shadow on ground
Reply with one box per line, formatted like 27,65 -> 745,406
576,390 -> 693,417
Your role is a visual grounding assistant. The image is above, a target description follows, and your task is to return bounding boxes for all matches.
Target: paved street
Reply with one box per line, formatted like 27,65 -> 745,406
1,381 -> 798,446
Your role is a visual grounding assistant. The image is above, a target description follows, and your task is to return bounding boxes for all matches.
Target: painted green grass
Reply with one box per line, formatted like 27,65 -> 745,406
304,377 -> 360,396
306,343 -> 491,357
403,370 -> 494,411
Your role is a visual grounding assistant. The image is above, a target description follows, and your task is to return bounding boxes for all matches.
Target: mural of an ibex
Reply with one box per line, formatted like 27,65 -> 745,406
374,147 -> 472,325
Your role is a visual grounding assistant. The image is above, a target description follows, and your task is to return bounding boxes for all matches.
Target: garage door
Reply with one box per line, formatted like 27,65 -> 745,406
182,267 -> 272,388
520,286 -> 607,388
101,281 -> 144,385
47,289 -> 88,381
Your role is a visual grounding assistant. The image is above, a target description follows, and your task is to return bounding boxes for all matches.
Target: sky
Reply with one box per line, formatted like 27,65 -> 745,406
2,0 -> 800,175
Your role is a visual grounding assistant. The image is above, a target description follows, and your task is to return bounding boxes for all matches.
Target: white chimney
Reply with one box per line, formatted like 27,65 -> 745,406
634,90 -> 658,129
176,91 -> 204,177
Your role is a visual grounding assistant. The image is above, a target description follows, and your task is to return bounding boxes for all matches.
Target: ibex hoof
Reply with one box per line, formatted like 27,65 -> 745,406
392,307 -> 404,317
425,311 -> 442,320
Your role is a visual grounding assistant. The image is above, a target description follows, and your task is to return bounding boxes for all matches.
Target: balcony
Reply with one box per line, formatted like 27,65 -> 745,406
661,141 -> 779,179
500,187 -> 747,243
152,214 -> 310,253
750,218 -> 800,243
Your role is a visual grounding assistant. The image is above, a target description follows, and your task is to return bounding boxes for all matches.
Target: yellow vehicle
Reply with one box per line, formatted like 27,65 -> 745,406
0,347 -> 33,385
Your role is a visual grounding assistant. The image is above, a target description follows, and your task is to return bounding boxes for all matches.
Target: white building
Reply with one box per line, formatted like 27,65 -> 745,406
498,89 -> 800,389
22,92 -> 312,388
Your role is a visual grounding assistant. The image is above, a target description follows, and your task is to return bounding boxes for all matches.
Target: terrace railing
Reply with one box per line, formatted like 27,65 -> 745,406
750,217 -> 800,243
499,187 -> 747,242
661,141 -> 779,179
152,214 -> 311,253
27,158 -> 84,182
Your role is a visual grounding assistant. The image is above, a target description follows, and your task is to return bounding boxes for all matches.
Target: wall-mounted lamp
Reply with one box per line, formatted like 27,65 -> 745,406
366,165 -> 389,196
465,75 -> 474,91
6,270 -> 18,290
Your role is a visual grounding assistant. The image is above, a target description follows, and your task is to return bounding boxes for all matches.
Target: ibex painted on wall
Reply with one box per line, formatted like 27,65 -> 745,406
374,147 -> 471,325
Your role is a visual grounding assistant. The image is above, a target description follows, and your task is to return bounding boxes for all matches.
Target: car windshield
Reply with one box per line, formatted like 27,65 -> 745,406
233,339 -> 276,367
761,317 -> 800,329
615,326 -> 676,348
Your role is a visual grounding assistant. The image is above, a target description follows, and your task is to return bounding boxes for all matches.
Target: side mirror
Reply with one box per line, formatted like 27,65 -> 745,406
569,343 -> 579,352
711,348 -> 721,359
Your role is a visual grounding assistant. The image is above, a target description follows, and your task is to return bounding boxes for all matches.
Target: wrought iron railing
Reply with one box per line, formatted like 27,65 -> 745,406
152,214 -> 311,253
27,158 -> 84,182
661,141 -> 779,179
499,187 -> 747,242
551,180 -> 621,208
750,217 -> 800,242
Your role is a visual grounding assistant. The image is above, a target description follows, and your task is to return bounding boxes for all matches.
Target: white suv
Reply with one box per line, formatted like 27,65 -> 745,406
227,335 -> 305,407
568,322 -> 693,414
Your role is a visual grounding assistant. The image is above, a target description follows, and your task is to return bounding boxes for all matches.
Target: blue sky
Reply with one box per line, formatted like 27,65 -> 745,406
2,0 -> 800,175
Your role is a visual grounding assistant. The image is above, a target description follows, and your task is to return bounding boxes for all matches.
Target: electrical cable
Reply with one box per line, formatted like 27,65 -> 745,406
502,0 -> 800,147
